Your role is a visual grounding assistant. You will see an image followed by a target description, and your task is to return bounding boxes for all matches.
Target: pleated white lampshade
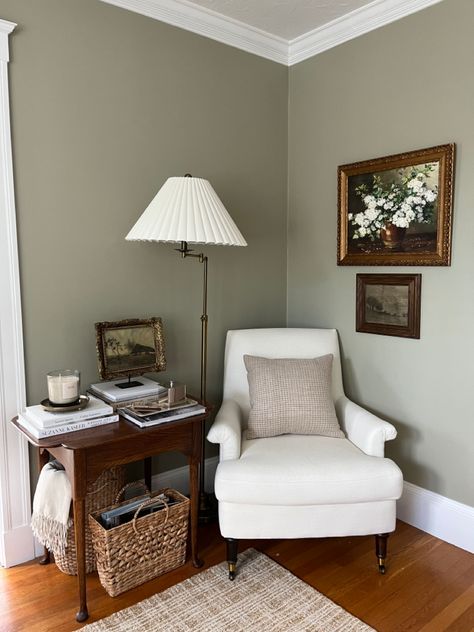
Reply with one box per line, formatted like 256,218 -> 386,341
126,176 -> 247,247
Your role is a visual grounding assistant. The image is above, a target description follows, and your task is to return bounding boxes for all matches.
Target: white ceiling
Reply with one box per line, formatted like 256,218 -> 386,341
186,0 -> 374,41
101,0 -> 445,65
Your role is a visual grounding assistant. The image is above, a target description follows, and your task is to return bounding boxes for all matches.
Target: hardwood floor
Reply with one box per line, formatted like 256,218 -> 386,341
0,520 -> 473,631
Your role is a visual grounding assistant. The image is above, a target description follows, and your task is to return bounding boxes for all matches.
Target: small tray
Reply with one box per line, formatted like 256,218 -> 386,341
41,394 -> 90,413
128,397 -> 197,418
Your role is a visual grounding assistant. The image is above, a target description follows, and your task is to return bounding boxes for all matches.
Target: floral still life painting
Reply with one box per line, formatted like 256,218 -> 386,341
338,144 -> 455,266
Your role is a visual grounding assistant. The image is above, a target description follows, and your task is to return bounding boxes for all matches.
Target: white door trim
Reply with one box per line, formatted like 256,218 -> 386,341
0,18 -> 36,568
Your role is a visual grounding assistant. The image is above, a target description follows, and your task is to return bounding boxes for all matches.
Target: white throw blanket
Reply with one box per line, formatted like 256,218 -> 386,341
31,460 -> 72,555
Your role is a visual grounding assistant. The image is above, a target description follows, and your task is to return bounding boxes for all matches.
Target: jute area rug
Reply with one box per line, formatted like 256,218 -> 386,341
83,548 -> 375,631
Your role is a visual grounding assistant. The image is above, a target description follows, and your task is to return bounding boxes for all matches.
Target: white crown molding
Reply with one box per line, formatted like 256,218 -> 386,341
289,0 -> 445,65
397,481 -> 474,554
0,19 -> 16,62
100,0 -> 445,66
100,0 -> 288,65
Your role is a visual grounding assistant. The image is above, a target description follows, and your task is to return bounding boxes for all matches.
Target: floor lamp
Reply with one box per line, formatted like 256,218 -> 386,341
125,175 -> 247,519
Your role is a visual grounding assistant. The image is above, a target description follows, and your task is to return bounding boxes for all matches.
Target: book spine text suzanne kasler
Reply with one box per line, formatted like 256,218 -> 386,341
18,413 -> 119,439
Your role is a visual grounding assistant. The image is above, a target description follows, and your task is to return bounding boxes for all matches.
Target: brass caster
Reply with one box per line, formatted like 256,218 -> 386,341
228,562 -> 236,581
378,559 -> 386,574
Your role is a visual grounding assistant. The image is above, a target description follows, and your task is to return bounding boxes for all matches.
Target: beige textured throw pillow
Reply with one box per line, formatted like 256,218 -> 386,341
244,354 -> 344,440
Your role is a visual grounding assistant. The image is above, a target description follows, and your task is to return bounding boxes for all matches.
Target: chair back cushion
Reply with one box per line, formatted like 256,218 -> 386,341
223,329 -> 345,422
244,354 -> 344,439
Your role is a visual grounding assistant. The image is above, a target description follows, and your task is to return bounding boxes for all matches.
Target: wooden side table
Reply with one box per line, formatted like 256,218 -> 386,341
12,406 -> 210,622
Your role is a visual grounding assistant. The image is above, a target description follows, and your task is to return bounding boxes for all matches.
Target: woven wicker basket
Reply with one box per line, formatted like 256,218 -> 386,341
54,466 -> 125,575
89,485 -> 190,597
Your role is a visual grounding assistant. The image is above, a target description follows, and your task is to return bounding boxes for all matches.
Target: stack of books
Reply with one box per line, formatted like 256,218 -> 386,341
88,376 -> 167,411
18,395 -> 119,439
119,397 -> 206,428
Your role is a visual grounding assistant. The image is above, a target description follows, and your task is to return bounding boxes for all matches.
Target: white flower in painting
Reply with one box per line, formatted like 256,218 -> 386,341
365,207 -> 380,221
407,178 -> 423,192
393,216 -> 409,228
351,165 -> 438,240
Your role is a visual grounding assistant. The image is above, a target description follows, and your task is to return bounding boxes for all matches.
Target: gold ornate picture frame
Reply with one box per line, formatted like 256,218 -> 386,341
95,317 -> 166,380
338,144 -> 455,266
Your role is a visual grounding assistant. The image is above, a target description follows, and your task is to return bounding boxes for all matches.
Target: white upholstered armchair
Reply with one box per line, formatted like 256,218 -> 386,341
207,328 -> 403,579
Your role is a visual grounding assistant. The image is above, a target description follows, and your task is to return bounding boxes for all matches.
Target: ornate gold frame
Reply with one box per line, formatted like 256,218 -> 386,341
338,144 -> 455,266
95,317 -> 166,380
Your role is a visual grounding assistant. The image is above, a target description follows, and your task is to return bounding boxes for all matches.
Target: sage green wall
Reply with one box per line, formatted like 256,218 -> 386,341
0,0 -> 288,471
288,0 -> 474,505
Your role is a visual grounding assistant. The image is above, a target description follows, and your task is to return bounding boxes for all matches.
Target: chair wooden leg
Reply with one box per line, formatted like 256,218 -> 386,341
375,533 -> 389,574
226,538 -> 238,581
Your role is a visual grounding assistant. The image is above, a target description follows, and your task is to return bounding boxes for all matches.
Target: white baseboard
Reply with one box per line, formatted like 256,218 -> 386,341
397,481 -> 474,554
150,456 -> 219,496
1,524 -> 37,567
153,466 -> 474,555
19,464 -> 472,567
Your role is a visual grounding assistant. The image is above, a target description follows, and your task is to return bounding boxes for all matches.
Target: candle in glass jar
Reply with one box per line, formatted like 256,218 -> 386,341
47,370 -> 80,405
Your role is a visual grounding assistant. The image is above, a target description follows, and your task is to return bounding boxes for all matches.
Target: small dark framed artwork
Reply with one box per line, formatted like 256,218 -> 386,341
95,317 -> 166,380
356,274 -> 421,339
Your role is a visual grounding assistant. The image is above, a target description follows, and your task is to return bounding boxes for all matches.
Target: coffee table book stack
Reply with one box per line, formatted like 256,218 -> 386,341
89,376 -> 206,428
18,395 -> 118,439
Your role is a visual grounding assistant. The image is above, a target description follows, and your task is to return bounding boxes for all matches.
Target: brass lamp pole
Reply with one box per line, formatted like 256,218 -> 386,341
175,239 -> 211,519
126,174 -> 247,522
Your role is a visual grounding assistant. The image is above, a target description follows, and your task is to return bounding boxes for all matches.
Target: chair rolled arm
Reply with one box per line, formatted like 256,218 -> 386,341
206,399 -> 243,461
336,396 -> 397,457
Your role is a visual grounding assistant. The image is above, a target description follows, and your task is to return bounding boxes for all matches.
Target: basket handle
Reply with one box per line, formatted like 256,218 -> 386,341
90,473 -> 121,496
132,497 -> 169,535
114,481 -> 150,505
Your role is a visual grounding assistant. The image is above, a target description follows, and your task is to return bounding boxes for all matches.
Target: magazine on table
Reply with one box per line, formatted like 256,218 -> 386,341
119,401 -> 206,428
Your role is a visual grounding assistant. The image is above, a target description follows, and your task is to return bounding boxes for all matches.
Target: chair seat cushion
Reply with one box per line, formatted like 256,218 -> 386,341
214,434 -> 403,506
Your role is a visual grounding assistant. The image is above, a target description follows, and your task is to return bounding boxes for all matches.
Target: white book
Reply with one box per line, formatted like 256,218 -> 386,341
18,412 -> 119,439
24,395 -> 113,428
90,377 -> 166,403
119,404 -> 206,428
